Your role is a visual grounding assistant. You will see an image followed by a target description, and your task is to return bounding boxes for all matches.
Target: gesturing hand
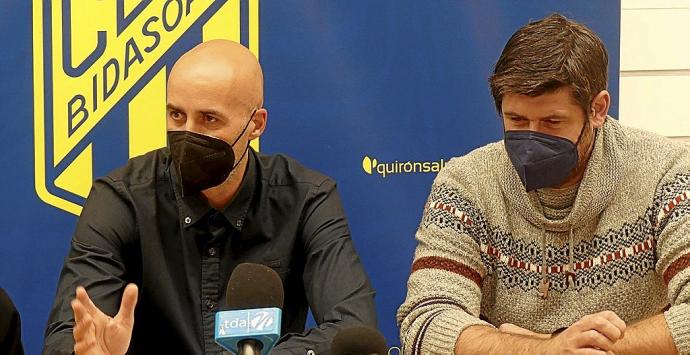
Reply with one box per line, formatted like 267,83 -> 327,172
70,284 -> 139,355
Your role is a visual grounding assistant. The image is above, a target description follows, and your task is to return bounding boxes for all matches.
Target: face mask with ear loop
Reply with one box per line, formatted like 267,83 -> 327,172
504,109 -> 592,192
168,109 -> 257,197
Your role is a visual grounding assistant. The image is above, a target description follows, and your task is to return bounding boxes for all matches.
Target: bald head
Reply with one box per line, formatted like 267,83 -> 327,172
166,40 -> 268,208
169,39 -> 264,109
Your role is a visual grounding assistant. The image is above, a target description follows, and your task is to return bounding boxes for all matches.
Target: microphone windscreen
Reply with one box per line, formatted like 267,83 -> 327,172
331,326 -> 388,355
225,263 -> 284,310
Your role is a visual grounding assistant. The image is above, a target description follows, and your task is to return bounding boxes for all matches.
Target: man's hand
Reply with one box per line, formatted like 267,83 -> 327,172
499,311 -> 626,354
70,284 -> 139,355
458,311 -> 628,355
540,311 -> 626,354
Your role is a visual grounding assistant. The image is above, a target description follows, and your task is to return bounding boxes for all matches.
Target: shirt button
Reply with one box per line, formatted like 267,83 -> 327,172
235,219 -> 243,228
208,247 -> 217,256
184,216 -> 191,224
206,299 -> 215,310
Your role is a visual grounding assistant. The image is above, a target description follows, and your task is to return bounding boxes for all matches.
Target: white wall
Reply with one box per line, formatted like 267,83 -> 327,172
619,0 -> 690,142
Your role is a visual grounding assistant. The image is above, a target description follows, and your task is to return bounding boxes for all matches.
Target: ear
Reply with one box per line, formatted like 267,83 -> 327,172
590,90 -> 610,128
248,108 -> 267,140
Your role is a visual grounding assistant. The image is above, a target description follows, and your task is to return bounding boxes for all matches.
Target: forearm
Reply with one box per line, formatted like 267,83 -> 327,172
272,335 -> 331,355
273,311 -> 374,354
456,325 -> 548,355
612,314 -> 677,355
273,289 -> 376,354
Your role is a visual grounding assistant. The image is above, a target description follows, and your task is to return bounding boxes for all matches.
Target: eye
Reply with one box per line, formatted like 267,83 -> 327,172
204,114 -> 218,123
169,110 -> 184,121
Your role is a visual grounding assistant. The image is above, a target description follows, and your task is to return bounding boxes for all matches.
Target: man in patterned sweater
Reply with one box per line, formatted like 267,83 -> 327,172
397,13 -> 690,354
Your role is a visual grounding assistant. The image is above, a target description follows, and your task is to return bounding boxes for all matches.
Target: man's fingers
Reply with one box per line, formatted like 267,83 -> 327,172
575,313 -> 624,342
75,286 -> 100,316
114,283 -> 138,326
597,311 -> 626,335
71,300 -> 93,342
71,299 -> 85,323
583,312 -> 625,342
576,329 -> 615,351
73,315 -> 93,343
588,317 -> 623,342
576,350 -> 608,355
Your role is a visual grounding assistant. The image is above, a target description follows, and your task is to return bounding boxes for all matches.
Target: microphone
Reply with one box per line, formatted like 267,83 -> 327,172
214,263 -> 284,355
331,326 -> 388,355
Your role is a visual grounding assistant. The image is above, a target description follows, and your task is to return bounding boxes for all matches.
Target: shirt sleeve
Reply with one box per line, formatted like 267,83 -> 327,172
396,165 -> 492,355
43,178 -> 136,355
271,179 -> 378,354
0,288 -> 24,355
654,165 -> 690,355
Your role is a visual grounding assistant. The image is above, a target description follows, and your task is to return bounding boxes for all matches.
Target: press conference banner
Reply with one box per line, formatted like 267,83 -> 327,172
0,1 -> 620,353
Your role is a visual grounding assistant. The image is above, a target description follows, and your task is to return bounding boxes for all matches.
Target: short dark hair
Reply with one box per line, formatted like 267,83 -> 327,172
489,14 -> 608,115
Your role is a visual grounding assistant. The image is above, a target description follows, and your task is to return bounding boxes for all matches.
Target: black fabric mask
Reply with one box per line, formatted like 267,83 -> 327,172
168,110 -> 255,197
504,123 -> 586,192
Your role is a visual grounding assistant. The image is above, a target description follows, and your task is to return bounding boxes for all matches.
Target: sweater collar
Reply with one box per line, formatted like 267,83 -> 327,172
499,117 -> 622,232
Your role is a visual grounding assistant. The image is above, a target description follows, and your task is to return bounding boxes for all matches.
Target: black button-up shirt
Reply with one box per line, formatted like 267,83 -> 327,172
43,148 -> 377,354
0,288 -> 24,355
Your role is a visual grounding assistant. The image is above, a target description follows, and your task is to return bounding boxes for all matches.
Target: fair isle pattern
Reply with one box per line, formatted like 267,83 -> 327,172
422,183 -> 664,293
657,191 -> 690,225
655,174 -> 690,287
481,237 -> 655,274
655,173 -> 690,286
495,251 -> 657,293
485,217 -> 659,293
426,200 -> 474,226
656,173 -> 690,229
657,203 -> 690,236
421,184 -> 491,258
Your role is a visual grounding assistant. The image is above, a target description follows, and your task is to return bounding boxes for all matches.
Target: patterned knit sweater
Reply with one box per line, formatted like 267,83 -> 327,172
397,118 -> 690,354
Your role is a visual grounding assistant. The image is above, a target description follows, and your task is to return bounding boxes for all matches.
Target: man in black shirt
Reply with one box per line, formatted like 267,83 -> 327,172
44,39 -> 377,355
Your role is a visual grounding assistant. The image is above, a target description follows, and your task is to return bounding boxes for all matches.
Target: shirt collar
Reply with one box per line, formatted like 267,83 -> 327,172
172,148 -> 258,233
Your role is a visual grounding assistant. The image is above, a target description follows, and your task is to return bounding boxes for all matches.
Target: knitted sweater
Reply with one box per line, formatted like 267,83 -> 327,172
397,118 -> 690,354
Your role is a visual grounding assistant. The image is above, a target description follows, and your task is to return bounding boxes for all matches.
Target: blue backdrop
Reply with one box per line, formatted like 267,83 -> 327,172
0,1 -> 620,353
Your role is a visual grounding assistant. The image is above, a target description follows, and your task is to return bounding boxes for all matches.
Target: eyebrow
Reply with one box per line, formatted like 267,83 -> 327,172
199,109 -> 225,117
166,104 -> 226,118
166,103 -> 183,112
503,111 -> 569,120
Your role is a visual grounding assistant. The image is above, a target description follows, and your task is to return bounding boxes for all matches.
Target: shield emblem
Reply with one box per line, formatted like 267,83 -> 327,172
33,0 -> 259,215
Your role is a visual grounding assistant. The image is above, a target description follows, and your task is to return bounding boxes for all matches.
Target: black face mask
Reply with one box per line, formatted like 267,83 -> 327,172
504,121 -> 587,192
168,110 -> 255,197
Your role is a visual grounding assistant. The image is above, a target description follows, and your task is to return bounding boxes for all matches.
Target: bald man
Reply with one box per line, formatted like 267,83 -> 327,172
43,40 -> 377,355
